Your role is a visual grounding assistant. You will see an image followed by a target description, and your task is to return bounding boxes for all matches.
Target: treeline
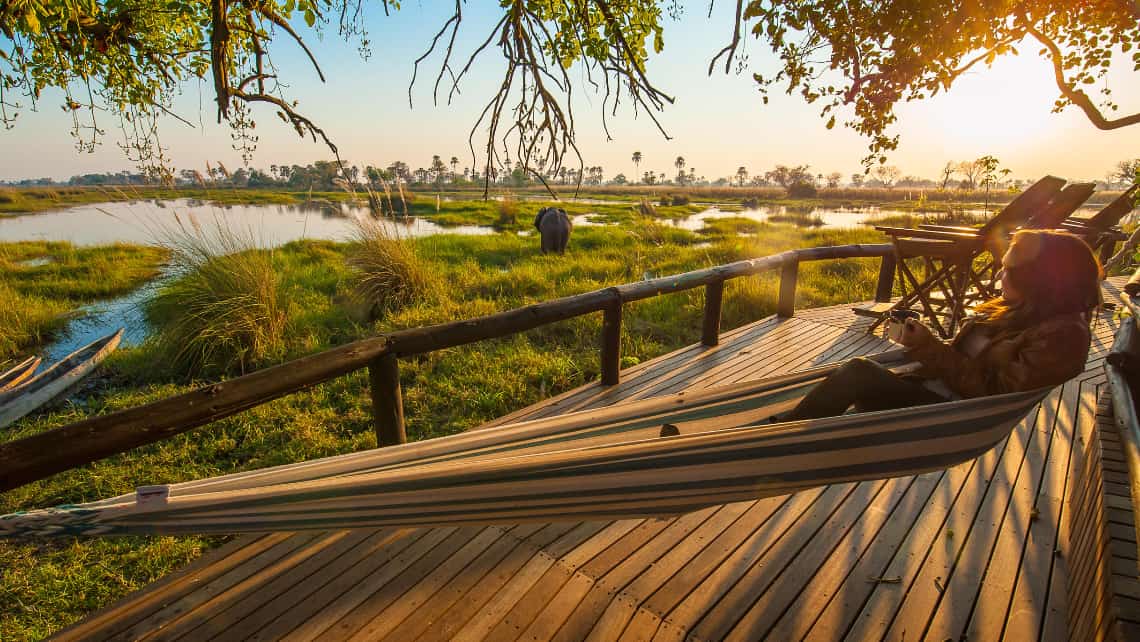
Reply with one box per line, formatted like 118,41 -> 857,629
5,156 -> 1137,191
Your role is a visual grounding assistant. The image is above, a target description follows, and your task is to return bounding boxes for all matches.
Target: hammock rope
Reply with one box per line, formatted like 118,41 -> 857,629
0,352 -> 1048,539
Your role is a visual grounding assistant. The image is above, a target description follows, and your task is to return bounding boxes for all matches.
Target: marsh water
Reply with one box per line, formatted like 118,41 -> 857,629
0,199 -> 495,246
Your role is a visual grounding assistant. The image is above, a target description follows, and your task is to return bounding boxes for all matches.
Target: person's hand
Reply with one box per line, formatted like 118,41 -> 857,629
898,318 -> 934,348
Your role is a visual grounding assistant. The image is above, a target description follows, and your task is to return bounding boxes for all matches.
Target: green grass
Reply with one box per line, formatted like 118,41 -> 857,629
0,186 -> 300,216
0,242 -> 168,361
697,216 -> 765,236
0,221 -> 887,639
767,211 -> 825,227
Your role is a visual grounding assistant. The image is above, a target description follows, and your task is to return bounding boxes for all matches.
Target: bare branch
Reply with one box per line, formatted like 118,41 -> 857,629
1024,20 -> 1140,130
708,0 -> 743,75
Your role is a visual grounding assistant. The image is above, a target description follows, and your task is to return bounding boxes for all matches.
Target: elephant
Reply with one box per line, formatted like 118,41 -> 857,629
534,207 -> 572,254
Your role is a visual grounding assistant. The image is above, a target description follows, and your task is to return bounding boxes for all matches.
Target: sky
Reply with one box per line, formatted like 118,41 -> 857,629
1,2 -> 1138,183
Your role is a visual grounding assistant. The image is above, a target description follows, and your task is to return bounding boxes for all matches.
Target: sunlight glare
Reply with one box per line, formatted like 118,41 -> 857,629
913,53 -> 1060,149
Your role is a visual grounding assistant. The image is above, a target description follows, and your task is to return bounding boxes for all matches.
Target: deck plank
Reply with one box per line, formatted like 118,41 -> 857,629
420,524 -> 578,641
53,278 -> 1130,642
279,527 -> 458,641
687,483 -> 859,641
117,532 -> 325,642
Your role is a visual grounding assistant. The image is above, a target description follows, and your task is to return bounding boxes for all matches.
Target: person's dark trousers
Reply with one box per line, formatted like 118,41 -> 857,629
784,357 -> 948,421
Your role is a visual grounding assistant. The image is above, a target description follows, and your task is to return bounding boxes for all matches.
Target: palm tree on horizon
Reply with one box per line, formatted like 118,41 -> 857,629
675,156 -> 686,185
632,151 -> 642,183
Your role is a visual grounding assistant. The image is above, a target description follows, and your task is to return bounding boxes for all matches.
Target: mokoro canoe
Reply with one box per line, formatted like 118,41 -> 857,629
0,329 -> 123,428
0,356 -> 41,393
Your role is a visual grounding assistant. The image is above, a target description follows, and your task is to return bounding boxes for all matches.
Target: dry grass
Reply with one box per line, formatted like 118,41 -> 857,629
346,215 -> 434,318
145,214 -> 286,376
496,194 -> 520,228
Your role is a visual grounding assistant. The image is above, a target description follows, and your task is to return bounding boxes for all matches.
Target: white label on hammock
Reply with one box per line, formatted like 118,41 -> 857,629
136,485 -> 170,506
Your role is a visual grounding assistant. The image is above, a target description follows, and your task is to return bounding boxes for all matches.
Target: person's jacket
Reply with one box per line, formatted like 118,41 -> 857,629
904,312 -> 1091,398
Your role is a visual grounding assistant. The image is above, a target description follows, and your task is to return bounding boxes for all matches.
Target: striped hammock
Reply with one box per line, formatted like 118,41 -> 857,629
0,352 -> 1047,539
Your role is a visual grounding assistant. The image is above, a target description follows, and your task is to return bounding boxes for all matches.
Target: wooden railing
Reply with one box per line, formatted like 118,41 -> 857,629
0,243 -> 894,492
1107,290 -> 1140,555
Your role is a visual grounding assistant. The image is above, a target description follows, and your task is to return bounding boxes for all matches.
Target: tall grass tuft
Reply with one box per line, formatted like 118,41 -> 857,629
638,198 -> 658,218
496,194 -> 519,228
146,214 -> 286,376
346,215 -> 433,319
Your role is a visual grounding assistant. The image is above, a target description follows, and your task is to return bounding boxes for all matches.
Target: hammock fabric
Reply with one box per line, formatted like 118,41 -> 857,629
0,353 -> 1048,539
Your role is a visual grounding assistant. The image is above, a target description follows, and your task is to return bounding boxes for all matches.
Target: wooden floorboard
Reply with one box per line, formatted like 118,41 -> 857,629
53,277 -> 1130,642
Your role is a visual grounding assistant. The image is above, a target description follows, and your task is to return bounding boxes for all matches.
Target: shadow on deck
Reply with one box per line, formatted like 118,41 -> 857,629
53,279 -> 1128,641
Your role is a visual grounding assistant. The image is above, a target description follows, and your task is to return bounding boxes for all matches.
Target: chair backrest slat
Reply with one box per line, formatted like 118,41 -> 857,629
979,175 -> 1066,237
1084,183 -> 1140,229
1027,182 -> 1096,229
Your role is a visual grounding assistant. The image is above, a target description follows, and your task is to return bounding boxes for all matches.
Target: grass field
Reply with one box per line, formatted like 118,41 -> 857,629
0,242 -> 168,361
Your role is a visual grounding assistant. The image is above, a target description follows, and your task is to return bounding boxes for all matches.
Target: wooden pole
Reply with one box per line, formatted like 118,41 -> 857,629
777,260 -> 799,318
875,253 -> 897,303
369,354 -> 406,446
601,295 -> 622,385
702,281 -> 724,346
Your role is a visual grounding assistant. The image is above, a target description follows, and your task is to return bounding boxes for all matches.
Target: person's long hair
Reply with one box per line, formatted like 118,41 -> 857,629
974,230 -> 1102,329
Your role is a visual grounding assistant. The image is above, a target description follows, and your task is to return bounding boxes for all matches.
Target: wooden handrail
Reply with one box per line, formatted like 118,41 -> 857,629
0,243 -> 892,491
1109,292 -> 1140,558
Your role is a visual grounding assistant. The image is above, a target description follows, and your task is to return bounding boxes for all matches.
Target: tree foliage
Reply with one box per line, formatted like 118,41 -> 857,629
2,0 -> 1138,179
0,0 -> 671,188
714,0 -> 1140,163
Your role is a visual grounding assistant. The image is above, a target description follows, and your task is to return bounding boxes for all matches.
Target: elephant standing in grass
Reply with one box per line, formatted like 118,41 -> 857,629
534,207 -> 572,254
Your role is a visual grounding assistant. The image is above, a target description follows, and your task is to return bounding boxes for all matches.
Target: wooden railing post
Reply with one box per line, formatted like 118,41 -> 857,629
777,259 -> 799,318
369,354 -> 406,446
1099,237 -> 1117,268
601,295 -> 622,385
875,253 -> 897,303
702,281 -> 724,346
597,296 -> 624,387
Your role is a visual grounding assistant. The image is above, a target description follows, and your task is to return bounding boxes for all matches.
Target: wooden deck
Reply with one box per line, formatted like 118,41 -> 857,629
54,278 -> 1128,641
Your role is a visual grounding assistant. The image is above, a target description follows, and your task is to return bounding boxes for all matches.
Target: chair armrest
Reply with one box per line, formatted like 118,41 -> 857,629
917,224 -> 982,233
891,237 -> 974,258
874,226 -> 984,242
1061,219 -> 1095,231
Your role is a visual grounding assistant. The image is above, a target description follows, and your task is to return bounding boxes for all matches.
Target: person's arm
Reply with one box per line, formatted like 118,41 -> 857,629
902,318 -> 1090,397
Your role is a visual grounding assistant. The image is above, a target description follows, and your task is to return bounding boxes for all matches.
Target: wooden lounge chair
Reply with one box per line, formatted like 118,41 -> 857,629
1062,183 -> 1139,263
862,176 -> 1068,338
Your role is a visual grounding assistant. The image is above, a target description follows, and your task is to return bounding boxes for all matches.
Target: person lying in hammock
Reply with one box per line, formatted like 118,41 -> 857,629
784,229 -> 1102,421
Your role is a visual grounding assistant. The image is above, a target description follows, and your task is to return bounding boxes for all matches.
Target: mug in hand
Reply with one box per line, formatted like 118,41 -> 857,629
886,309 -> 921,343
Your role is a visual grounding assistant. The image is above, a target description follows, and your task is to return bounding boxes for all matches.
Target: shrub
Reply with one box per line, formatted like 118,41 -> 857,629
671,194 -> 691,206
147,216 -> 286,376
741,197 -> 760,209
787,181 -> 818,198
346,215 -> 433,318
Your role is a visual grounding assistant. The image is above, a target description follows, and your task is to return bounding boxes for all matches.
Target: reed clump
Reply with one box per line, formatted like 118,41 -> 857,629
346,216 -> 433,318
495,195 -> 520,228
146,215 -> 286,376
638,198 -> 658,218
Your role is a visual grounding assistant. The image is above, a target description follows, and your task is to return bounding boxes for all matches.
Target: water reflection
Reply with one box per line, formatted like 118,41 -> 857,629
0,199 -> 494,247
39,269 -> 171,364
660,204 -> 1104,231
